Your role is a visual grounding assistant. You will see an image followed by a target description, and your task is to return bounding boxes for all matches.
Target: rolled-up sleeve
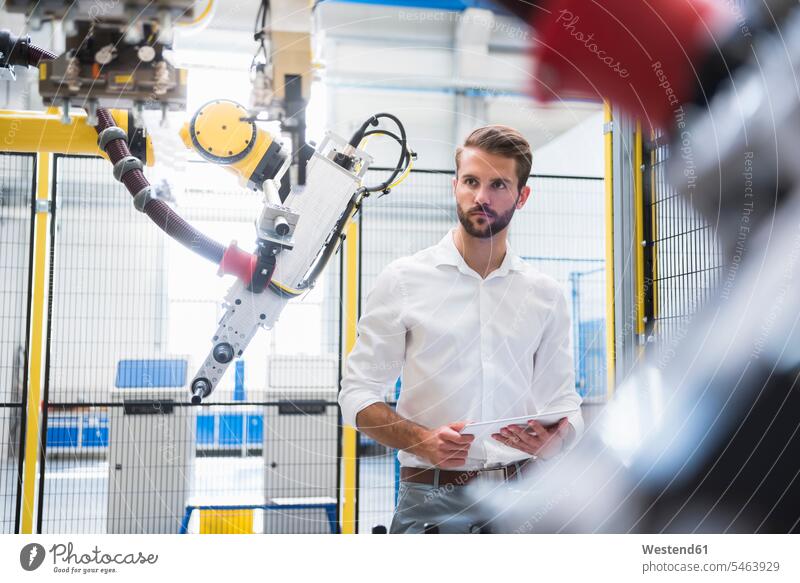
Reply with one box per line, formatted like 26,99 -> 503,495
531,286 -> 584,443
338,263 -> 407,428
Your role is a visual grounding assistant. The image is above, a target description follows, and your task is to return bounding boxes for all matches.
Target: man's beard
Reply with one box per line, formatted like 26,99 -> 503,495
456,203 -> 516,239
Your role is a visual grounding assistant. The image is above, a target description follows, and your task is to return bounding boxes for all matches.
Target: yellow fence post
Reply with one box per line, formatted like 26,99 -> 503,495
20,152 -> 52,533
341,219 -> 359,534
603,101 -> 616,399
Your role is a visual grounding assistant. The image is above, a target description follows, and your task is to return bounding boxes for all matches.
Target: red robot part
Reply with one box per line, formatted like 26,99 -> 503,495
218,242 -> 257,285
498,0 -> 735,128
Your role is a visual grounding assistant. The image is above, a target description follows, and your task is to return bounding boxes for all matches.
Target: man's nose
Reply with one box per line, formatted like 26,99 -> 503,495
474,186 -> 492,207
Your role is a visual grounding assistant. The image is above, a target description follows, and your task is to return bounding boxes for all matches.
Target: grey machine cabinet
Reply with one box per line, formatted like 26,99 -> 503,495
264,355 -> 338,534
108,370 -> 194,534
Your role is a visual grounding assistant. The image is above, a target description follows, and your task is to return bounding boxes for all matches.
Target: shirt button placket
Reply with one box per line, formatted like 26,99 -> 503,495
479,280 -> 492,421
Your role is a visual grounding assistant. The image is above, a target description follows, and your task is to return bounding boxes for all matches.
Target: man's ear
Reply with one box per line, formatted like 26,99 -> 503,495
516,185 -> 532,209
452,176 -> 458,192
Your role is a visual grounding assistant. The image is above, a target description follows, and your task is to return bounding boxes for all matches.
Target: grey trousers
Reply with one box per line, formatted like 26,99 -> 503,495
389,473 -> 508,534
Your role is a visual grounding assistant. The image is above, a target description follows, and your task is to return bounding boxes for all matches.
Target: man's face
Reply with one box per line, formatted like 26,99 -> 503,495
453,147 -> 531,239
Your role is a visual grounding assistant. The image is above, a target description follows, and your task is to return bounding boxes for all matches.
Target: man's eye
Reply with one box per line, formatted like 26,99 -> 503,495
465,178 -> 478,186
492,181 -> 507,190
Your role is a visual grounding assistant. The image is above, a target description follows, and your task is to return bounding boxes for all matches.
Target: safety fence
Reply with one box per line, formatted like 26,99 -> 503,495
2,154 -> 341,534
355,167 -> 606,532
0,153 -> 35,534
642,132 -> 722,357
1,153 -> 605,534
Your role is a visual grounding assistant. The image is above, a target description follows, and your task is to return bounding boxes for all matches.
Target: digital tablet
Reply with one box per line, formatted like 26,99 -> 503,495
460,408 -> 579,439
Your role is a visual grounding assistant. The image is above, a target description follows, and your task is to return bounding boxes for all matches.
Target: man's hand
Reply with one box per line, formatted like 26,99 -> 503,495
354,404 -> 474,467
491,417 -> 572,460
410,422 -> 475,469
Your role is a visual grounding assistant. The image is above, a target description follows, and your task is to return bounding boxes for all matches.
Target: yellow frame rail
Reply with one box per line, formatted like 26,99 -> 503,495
341,220 -> 359,534
0,108 -> 153,164
20,153 -> 52,534
604,101 -> 616,398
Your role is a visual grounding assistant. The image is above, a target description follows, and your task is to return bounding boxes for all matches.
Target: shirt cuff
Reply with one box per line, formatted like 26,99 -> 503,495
565,410 -> 584,449
338,391 -> 385,429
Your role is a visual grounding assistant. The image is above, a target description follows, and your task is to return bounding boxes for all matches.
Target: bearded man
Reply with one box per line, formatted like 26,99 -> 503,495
338,125 -> 584,533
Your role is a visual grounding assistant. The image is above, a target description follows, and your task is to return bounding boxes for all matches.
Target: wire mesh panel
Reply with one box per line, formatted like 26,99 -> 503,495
0,153 -> 35,534
40,155 -> 341,534
515,176 -> 607,402
42,155 -> 172,534
644,135 -> 722,358
355,168 -> 606,532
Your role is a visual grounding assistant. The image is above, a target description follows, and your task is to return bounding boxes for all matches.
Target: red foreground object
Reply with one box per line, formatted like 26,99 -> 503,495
497,0 -> 734,128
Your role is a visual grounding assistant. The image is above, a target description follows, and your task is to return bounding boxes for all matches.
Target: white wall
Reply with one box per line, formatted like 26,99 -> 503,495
532,111 -> 605,178
316,3 -> 603,173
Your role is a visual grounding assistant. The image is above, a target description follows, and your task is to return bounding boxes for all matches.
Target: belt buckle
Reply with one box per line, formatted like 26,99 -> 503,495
502,460 -> 528,482
468,464 -> 502,484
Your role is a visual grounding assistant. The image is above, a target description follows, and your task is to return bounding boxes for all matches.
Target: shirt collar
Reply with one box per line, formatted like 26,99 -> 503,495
433,229 -> 526,279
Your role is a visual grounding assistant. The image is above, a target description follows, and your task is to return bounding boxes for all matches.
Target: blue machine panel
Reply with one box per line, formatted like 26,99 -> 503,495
115,359 -> 187,388
47,422 -> 79,448
81,426 -> 109,448
81,415 -> 109,448
196,415 -> 216,445
246,415 -> 263,445
219,414 -> 244,446
577,319 -> 607,399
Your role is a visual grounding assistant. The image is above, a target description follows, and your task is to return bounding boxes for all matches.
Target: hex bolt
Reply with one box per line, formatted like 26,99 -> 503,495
212,342 -> 235,364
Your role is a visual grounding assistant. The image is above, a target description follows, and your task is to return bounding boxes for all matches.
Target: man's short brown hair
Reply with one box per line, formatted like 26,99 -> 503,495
455,125 -> 533,191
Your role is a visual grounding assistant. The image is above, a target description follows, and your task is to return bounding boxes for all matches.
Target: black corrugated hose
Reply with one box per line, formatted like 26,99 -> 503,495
94,107 -> 226,265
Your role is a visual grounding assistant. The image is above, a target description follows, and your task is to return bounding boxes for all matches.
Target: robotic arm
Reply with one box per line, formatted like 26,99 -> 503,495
181,111 -> 375,404
183,105 -> 412,403
92,99 -> 413,403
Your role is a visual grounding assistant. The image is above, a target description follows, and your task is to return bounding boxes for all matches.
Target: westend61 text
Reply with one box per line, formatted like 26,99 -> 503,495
642,544 -> 708,555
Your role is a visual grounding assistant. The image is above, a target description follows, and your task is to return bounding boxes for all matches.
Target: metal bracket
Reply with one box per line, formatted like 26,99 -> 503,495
113,155 -> 143,182
132,186 -> 157,212
256,203 -> 300,250
603,121 -> 614,135
98,126 -> 127,151
257,179 -> 299,250
34,199 -> 51,214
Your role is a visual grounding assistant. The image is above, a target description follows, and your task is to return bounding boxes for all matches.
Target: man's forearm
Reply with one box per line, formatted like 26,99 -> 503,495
355,402 -> 430,457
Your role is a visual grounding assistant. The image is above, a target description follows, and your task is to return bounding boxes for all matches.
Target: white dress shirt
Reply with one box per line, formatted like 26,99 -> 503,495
338,229 -> 584,470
